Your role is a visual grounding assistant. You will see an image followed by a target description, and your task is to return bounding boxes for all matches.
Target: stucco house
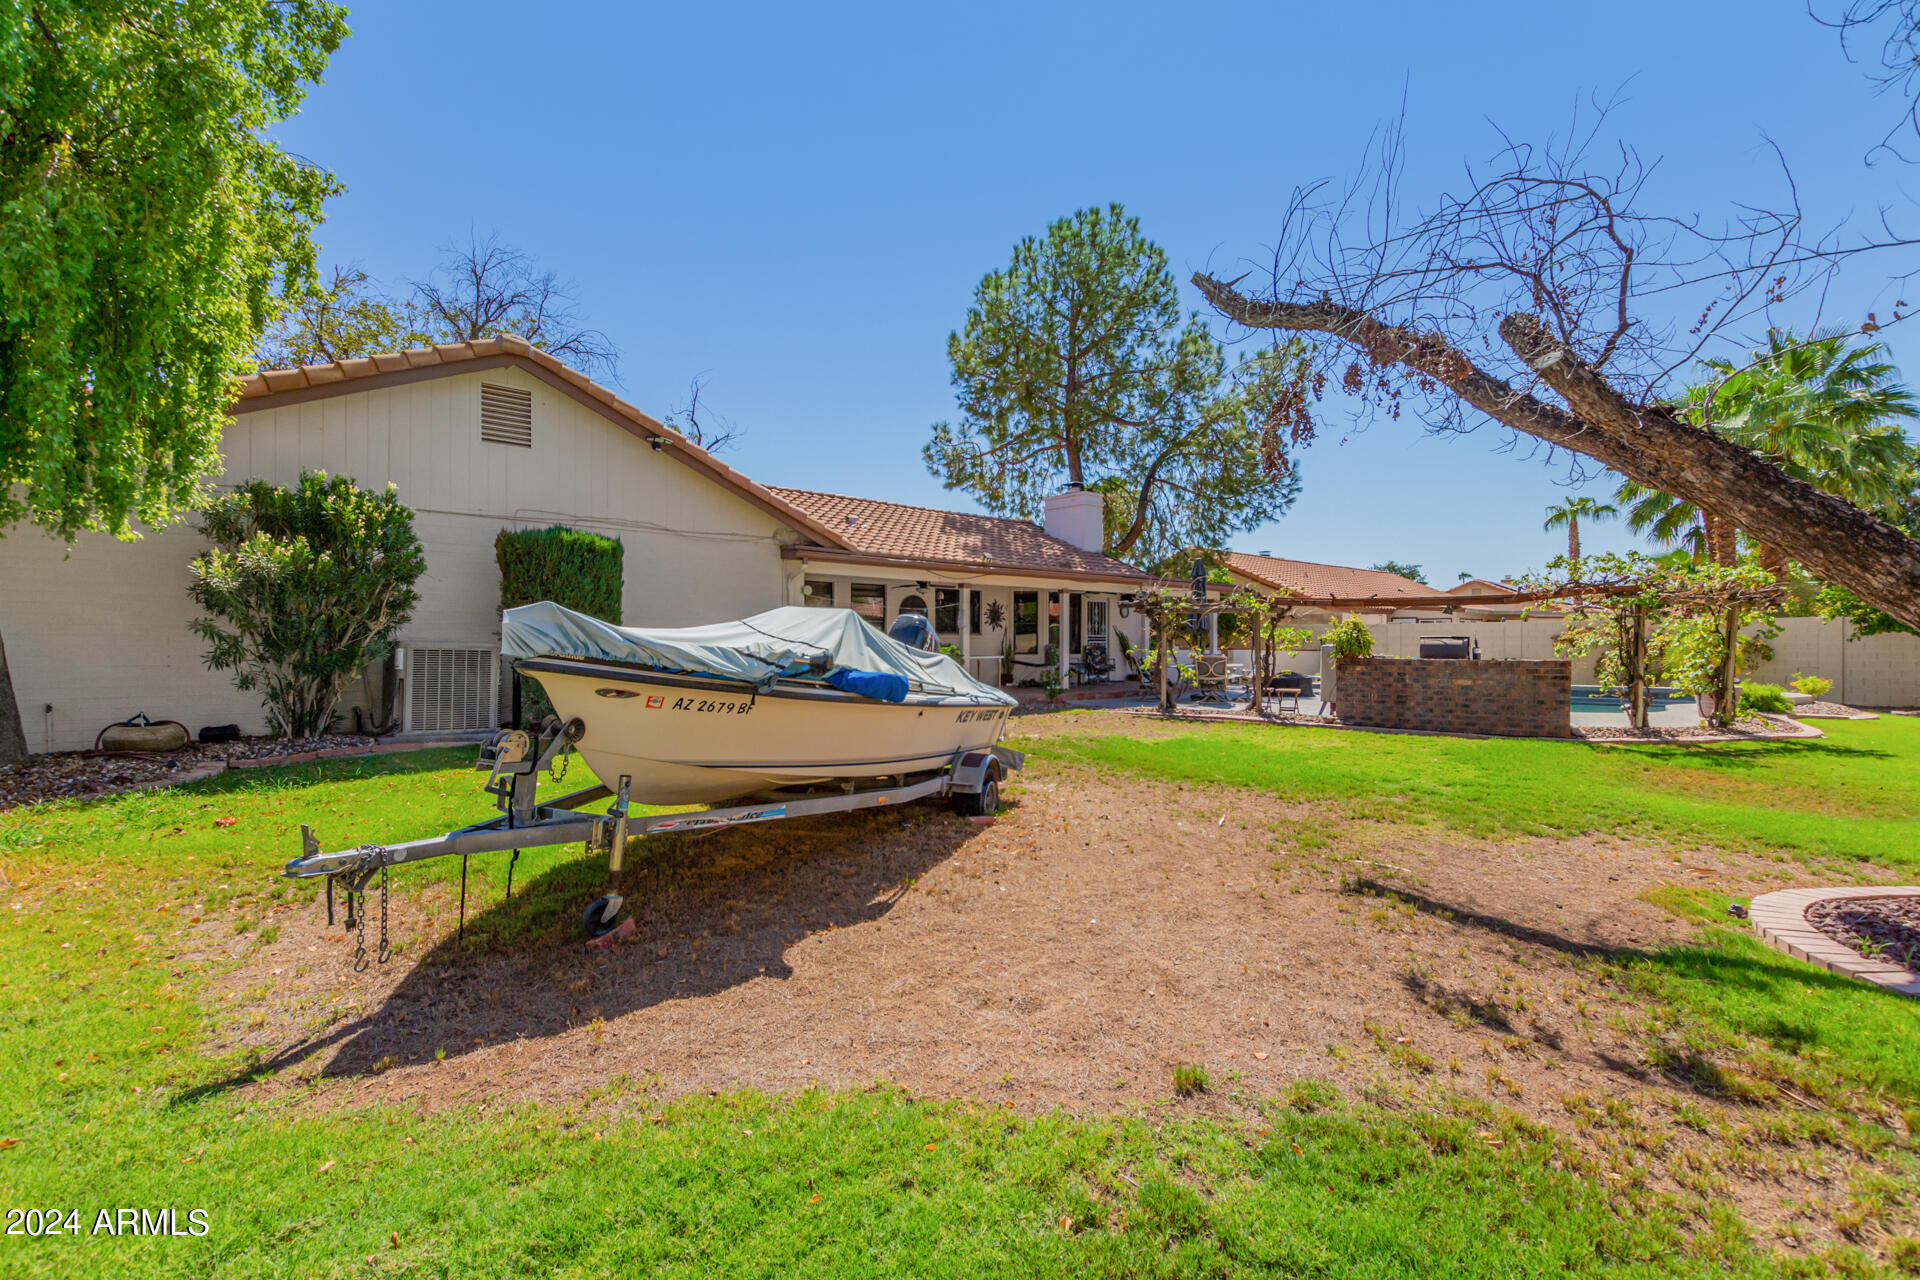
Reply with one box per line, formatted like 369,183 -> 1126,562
3,337 -> 1148,754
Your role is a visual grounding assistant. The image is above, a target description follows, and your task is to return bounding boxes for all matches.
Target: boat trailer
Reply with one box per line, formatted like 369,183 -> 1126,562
283,716 -> 1020,965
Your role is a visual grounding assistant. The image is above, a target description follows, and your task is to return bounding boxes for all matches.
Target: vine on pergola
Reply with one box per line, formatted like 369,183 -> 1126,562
1521,553 -> 1785,728
1129,585 -> 1311,714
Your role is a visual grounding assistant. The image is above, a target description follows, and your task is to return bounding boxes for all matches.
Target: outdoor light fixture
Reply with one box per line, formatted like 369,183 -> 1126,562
646,436 -> 666,451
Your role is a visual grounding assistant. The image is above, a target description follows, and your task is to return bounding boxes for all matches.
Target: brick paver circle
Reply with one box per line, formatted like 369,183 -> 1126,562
1748,886 -> 1920,998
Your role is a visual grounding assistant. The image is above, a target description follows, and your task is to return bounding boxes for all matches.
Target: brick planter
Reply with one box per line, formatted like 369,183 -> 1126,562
1335,657 -> 1572,739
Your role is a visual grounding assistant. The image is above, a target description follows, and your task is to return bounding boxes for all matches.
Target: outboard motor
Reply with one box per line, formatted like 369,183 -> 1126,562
888,612 -> 939,651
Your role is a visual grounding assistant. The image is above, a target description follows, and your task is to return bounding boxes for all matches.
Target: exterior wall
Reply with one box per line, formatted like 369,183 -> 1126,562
1334,657 -> 1573,739
4,366 -> 805,752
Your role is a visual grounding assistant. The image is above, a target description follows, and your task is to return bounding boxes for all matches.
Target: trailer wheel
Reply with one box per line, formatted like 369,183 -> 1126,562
953,775 -> 999,818
581,896 -> 622,937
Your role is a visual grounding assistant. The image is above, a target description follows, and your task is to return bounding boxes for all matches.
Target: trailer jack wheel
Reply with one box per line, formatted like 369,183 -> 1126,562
581,895 -> 624,937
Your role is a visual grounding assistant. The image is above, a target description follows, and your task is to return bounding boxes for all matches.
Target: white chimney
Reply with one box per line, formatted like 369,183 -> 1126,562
1043,486 -> 1104,553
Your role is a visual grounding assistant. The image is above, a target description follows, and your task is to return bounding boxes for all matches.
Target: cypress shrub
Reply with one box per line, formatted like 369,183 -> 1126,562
496,525 -> 624,723
496,525 -> 624,618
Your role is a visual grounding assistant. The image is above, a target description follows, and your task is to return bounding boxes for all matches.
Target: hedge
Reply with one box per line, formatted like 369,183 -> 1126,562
495,525 -> 624,620
496,526 -> 623,726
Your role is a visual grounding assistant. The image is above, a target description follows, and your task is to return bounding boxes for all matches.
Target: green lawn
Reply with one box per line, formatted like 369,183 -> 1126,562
3,724 -> 1918,1277
1028,714 -> 1920,872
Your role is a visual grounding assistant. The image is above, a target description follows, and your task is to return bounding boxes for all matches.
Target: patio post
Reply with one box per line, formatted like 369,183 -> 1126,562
1156,612 -> 1171,712
960,586 -> 971,672
1059,592 -> 1071,687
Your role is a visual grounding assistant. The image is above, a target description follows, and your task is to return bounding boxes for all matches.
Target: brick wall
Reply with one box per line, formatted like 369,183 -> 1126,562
1334,657 -> 1572,739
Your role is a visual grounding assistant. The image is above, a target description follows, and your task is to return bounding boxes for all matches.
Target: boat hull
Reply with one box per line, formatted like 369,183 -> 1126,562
521,659 -> 1013,804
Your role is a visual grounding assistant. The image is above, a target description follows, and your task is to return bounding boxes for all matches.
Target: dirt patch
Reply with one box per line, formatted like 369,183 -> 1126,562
205,732 -> 1803,1121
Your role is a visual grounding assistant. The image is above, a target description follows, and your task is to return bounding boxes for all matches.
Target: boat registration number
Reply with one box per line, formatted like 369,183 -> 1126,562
653,695 -> 753,715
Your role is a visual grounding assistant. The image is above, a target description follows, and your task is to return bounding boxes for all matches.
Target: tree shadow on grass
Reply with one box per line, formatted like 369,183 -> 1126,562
177,798 -> 988,1099
1616,738 -> 1897,774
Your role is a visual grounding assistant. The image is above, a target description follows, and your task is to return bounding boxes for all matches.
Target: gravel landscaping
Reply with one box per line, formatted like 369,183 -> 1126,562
1807,895 -> 1920,970
0,733 -> 381,811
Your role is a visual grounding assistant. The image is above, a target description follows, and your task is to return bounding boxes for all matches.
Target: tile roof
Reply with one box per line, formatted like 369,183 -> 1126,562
232,336 -> 854,552
1221,552 -> 1434,601
1448,578 -> 1518,596
769,488 -> 1149,582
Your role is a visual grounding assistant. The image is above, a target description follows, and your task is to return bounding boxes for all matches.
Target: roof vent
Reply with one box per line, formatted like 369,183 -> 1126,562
844,514 -> 860,527
479,383 -> 533,447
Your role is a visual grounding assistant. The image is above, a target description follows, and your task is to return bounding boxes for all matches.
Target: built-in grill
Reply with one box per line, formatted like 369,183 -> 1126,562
1417,635 -> 1478,660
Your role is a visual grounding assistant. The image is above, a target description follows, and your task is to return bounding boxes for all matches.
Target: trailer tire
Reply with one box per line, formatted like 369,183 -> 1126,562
581,896 -> 622,937
953,775 -> 999,818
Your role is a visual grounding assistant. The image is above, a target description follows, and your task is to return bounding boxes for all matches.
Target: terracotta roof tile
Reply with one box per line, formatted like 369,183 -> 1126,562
769,488 -> 1149,582
1221,551 -> 1432,600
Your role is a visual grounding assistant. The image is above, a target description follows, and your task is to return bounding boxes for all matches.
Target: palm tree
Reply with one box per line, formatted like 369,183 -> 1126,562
1543,497 -> 1619,571
1615,329 -> 1920,573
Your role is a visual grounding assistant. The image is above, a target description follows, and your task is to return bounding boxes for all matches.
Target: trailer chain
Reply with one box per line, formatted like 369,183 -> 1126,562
548,741 -> 570,785
349,844 -> 391,972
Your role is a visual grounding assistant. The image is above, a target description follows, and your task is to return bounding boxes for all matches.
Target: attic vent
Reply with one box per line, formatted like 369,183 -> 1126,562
405,646 -> 498,732
479,383 -> 533,447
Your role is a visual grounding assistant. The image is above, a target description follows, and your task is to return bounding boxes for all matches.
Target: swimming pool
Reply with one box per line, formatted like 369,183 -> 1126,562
1569,684 -> 1690,712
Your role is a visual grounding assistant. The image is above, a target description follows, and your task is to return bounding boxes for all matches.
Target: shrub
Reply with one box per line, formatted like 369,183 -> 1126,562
1739,682 -> 1791,714
1322,613 -> 1375,660
496,525 -> 623,723
495,525 -> 623,619
1171,1062 -> 1209,1096
189,471 -> 425,738
1790,672 -> 1833,699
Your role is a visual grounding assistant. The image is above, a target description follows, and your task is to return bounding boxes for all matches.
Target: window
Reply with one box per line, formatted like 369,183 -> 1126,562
898,593 -> 928,617
934,587 -> 959,637
479,383 -> 533,447
1013,591 -> 1039,653
803,579 -> 834,609
1047,591 -> 1061,652
1069,592 -> 1084,653
850,583 -> 886,621
969,590 -> 983,636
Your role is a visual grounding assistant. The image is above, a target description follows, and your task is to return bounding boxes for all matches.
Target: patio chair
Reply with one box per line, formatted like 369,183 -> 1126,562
1079,643 -> 1114,684
1192,653 -> 1231,704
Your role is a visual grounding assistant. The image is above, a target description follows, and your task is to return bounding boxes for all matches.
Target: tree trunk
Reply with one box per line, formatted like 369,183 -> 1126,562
1193,278 -> 1920,632
0,627 -> 28,765
1568,516 -> 1580,572
1700,511 -> 1737,567
1717,607 -> 1741,729
1757,541 -> 1790,580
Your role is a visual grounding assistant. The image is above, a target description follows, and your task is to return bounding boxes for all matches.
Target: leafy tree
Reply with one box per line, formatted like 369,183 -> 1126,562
256,266 -> 427,368
1615,330 -> 1918,572
189,473 -> 425,739
925,204 -> 1302,565
1370,561 -> 1427,584
0,0 -> 348,763
1542,497 -> 1619,570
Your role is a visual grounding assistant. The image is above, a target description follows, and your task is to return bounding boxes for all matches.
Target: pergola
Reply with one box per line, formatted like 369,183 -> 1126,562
1124,579 -> 1742,719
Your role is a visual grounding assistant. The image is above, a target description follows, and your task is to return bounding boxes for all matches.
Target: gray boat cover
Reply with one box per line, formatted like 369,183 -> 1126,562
501,602 -> 1016,706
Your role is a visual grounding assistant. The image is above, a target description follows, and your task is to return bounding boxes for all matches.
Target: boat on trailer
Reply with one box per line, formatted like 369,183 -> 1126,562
504,603 -> 1017,805
282,604 -> 1021,946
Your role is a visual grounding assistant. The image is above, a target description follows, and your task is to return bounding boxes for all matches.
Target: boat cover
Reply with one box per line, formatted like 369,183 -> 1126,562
501,603 -> 1017,706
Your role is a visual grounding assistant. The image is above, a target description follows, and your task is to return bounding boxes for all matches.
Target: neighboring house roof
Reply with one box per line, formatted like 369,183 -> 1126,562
768,488 -> 1151,584
1220,552 -> 1434,601
231,336 -> 855,553
1448,578 -> 1517,596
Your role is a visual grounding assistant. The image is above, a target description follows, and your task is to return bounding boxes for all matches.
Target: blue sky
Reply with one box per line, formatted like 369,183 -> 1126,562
275,1 -> 1919,584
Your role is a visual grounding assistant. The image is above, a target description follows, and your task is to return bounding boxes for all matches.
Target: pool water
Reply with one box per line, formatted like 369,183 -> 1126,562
1569,684 -> 1689,712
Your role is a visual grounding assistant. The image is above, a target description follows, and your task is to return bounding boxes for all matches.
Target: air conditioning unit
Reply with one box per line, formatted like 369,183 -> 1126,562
404,645 -> 499,733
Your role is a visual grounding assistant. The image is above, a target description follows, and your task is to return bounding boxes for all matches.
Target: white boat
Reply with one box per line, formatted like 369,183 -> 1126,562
501,603 -> 1017,805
